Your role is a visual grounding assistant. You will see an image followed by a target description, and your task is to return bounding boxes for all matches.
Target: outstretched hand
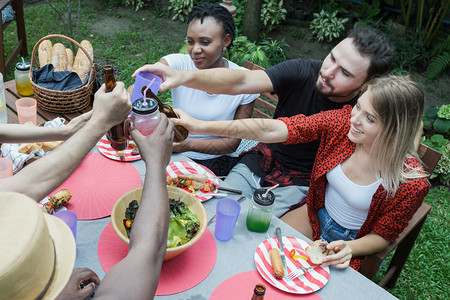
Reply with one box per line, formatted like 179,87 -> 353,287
65,111 -> 93,137
56,268 -> 100,300
322,240 -> 352,269
131,62 -> 184,92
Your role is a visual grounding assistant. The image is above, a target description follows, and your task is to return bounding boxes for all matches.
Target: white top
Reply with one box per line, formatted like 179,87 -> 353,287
325,164 -> 382,230
163,54 -> 259,160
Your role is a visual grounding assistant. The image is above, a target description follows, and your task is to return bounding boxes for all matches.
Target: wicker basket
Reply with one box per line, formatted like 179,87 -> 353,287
29,34 -> 95,113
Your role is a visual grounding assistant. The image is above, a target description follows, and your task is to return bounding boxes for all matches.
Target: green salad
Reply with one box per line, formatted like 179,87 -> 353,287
123,198 -> 200,248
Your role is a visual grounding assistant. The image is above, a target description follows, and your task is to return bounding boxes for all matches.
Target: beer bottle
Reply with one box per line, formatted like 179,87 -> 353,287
251,284 -> 265,299
141,87 -> 189,143
104,65 -> 128,151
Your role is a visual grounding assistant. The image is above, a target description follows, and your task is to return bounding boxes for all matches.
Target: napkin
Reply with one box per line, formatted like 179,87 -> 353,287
1,117 -> 66,174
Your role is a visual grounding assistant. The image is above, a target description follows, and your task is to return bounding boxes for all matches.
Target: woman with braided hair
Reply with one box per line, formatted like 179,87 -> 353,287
132,3 -> 258,176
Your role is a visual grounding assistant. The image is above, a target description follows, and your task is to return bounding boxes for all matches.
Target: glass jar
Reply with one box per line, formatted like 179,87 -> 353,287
15,60 -> 33,96
246,188 -> 275,233
131,97 -> 160,136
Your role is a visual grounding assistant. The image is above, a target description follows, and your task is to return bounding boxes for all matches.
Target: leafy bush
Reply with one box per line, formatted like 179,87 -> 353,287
422,134 -> 450,185
426,36 -> 450,79
424,105 -> 450,136
310,10 -> 348,42
228,35 -> 288,68
168,0 -> 194,22
260,0 -> 287,32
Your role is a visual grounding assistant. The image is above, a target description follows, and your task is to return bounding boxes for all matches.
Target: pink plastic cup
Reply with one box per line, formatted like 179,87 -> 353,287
131,72 -> 162,103
0,158 -> 13,178
16,97 -> 37,125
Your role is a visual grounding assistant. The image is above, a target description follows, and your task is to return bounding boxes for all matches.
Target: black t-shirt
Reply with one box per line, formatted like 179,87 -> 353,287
240,59 -> 358,186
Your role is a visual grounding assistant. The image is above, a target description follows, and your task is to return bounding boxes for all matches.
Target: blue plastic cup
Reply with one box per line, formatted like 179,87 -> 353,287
53,210 -> 77,241
214,198 -> 241,241
131,72 -> 163,103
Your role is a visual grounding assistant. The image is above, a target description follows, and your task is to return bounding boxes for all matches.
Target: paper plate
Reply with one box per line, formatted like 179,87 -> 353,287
166,161 -> 219,201
96,136 -> 141,162
254,236 -> 330,294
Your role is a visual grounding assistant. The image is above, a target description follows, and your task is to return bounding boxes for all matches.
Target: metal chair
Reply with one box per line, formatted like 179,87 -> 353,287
359,143 -> 442,288
0,0 -> 27,75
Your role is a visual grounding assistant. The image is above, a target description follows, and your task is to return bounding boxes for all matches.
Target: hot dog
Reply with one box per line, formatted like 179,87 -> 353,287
269,248 -> 284,279
178,173 -> 208,183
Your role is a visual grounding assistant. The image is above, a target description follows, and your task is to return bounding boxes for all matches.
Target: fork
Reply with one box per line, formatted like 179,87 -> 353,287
288,265 -> 313,280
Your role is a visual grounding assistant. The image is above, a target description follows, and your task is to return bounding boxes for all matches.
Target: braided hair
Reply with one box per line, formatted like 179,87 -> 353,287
187,3 -> 235,50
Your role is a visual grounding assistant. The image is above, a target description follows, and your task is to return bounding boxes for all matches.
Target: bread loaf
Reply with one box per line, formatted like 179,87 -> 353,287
72,40 -> 93,82
65,48 -> 73,71
38,40 -> 53,67
51,43 -> 68,72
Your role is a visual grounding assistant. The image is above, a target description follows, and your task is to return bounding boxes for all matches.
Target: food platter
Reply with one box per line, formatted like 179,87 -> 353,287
96,135 -> 141,162
166,161 -> 219,201
254,236 -> 330,294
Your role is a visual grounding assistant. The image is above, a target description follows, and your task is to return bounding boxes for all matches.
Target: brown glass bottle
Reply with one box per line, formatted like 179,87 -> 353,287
141,87 -> 189,143
105,65 -> 128,151
251,284 -> 265,299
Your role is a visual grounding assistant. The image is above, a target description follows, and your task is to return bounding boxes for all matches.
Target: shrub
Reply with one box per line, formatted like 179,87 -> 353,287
310,10 -> 348,42
168,0 -> 194,22
260,0 -> 287,32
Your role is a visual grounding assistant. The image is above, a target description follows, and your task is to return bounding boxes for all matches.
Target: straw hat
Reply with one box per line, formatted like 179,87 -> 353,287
0,192 -> 76,300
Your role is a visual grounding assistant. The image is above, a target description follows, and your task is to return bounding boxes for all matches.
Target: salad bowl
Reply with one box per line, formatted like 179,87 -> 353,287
111,186 -> 207,261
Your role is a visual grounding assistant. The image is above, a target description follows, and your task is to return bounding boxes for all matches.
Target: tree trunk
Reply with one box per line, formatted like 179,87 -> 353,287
242,0 -> 262,42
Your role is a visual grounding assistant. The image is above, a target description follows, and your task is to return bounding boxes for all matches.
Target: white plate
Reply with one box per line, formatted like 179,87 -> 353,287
166,161 -> 219,202
254,236 -> 330,294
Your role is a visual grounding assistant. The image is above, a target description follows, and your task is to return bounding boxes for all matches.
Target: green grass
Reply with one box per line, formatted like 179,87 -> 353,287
4,2 -> 450,298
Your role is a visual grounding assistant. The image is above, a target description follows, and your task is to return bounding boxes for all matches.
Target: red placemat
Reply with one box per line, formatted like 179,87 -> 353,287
97,222 -> 217,295
50,153 -> 142,220
210,270 -> 322,300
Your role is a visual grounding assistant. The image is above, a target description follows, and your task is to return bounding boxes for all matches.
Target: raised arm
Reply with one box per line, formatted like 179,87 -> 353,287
173,108 -> 289,143
132,62 -> 273,95
0,83 -> 131,201
94,115 -> 174,299
0,112 -> 92,143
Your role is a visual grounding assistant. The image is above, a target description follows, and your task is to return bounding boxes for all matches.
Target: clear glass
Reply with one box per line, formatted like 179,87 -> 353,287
133,111 -> 160,136
246,200 -> 273,233
0,73 -> 7,124
15,68 -> 33,96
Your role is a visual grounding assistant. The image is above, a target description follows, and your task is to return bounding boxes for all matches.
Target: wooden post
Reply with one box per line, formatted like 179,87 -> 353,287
220,0 -> 236,18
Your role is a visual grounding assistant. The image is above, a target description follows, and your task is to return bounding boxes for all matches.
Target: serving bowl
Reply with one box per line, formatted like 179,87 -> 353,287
111,186 -> 207,261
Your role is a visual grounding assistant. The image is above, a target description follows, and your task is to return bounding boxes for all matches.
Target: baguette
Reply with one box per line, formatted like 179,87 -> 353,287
65,48 -> 74,71
38,40 -> 53,67
51,43 -> 68,71
72,40 -> 93,82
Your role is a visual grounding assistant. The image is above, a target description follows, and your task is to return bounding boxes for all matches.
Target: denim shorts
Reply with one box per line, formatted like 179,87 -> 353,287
317,208 -> 359,242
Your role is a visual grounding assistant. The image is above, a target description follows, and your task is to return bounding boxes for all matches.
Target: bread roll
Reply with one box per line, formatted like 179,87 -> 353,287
38,40 -> 53,67
72,40 -> 93,82
51,43 -> 68,72
65,48 -> 73,71
305,240 -> 329,264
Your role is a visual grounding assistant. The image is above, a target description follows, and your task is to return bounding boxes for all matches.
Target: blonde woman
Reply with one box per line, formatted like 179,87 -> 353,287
171,75 -> 430,270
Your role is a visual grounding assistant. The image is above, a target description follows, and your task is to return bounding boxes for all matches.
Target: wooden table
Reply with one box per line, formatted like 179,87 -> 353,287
4,79 -> 92,124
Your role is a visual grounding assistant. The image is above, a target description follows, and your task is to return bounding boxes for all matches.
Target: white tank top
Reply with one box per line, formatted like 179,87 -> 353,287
325,164 -> 382,230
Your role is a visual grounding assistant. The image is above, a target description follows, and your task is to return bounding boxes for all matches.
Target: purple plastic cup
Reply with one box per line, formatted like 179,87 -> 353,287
214,198 -> 241,241
53,210 -> 77,241
131,72 -> 163,103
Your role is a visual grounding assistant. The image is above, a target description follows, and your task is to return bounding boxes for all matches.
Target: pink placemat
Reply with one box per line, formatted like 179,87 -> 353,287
210,270 -> 322,300
97,222 -> 217,295
50,152 -> 142,220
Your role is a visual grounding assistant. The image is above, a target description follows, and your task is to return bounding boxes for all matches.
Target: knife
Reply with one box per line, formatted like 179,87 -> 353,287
275,227 -> 288,277
207,196 -> 246,226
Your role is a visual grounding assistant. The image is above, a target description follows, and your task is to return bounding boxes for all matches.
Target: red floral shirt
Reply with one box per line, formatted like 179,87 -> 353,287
279,105 -> 430,270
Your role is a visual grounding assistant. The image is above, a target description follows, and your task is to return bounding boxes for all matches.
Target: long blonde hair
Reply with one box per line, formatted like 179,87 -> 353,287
368,75 -> 426,194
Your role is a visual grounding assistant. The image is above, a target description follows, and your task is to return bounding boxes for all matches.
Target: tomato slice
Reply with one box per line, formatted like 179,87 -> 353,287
290,249 -> 296,257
